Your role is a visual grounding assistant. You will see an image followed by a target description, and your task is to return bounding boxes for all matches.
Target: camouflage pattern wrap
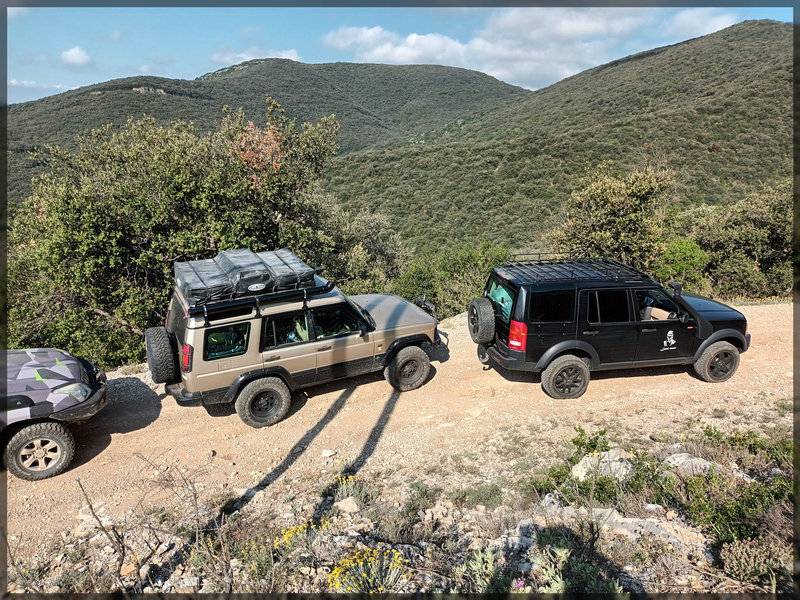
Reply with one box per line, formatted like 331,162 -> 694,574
4,348 -> 106,427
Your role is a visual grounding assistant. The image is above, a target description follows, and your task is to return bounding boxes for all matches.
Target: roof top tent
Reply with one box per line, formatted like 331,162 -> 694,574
174,248 -> 320,310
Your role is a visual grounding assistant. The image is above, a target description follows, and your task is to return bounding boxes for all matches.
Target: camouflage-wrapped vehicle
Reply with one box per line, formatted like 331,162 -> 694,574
4,349 -> 108,480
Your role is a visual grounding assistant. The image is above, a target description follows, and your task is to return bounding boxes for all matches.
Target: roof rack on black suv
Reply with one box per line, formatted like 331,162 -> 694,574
146,248 -> 442,428
467,257 -> 750,399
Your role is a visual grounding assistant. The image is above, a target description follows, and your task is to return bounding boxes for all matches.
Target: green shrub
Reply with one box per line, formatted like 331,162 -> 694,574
720,537 -> 789,584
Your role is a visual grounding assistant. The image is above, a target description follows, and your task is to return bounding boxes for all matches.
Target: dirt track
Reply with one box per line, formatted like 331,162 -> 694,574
5,302 -> 793,554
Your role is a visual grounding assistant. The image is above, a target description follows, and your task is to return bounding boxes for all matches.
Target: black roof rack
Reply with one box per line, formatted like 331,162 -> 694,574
186,278 -> 336,317
498,255 -> 653,285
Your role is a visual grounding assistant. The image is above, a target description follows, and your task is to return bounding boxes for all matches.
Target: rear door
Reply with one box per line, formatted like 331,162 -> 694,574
578,288 -> 637,366
310,302 -> 375,382
261,310 -> 317,387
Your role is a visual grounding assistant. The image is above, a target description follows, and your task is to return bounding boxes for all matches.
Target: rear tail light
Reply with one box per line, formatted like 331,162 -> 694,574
508,320 -> 528,352
181,343 -> 193,372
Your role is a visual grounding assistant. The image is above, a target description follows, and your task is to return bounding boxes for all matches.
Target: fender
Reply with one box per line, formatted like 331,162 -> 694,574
536,340 -> 601,370
693,329 -> 750,362
223,367 -> 298,403
380,334 -> 432,367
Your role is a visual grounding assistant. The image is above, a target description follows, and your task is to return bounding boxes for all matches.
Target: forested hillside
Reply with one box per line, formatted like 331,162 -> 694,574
7,60 -> 527,209
321,20 -> 792,248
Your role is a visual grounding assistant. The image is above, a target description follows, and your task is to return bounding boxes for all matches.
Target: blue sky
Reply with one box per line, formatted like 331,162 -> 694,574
6,5 -> 794,105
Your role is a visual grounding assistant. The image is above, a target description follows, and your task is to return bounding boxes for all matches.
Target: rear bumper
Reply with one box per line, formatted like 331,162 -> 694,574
485,341 -> 539,372
166,382 -> 226,407
52,385 -> 108,422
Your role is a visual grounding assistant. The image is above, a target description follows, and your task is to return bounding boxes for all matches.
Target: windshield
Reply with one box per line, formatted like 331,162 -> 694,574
485,274 -> 517,325
346,297 -> 375,329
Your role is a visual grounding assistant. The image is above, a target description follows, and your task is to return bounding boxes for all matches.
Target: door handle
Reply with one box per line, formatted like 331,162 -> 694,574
582,331 -> 598,336
317,346 -> 332,351
265,355 -> 280,362
641,328 -> 657,333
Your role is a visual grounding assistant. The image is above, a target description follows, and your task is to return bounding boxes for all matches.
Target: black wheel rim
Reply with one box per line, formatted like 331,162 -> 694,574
554,366 -> 584,395
399,359 -> 420,385
469,306 -> 479,335
709,350 -> 735,380
251,391 -> 279,421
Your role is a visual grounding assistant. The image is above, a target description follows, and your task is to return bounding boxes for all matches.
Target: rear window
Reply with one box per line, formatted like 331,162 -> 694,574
529,290 -> 575,322
485,274 -> 517,325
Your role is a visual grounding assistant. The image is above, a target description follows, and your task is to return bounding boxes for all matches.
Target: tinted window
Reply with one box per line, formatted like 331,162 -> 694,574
204,323 -> 250,360
529,290 -> 575,322
485,274 -> 517,325
263,312 -> 310,349
313,304 -> 363,339
587,290 -> 630,323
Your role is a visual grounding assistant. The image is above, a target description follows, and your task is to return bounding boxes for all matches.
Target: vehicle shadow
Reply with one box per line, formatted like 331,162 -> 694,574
69,377 -> 165,470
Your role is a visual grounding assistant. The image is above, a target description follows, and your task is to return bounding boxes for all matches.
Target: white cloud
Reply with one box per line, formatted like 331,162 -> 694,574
9,79 -> 68,91
138,65 -> 152,74
60,46 -> 93,67
665,8 -> 737,39
210,46 -> 300,65
106,29 -> 123,42
322,9 -> 664,90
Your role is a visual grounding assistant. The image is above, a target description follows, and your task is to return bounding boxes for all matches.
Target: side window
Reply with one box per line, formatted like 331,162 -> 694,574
313,304 -> 363,339
635,289 -> 679,321
529,290 -> 575,322
263,313 -> 310,350
587,290 -> 630,324
204,323 -> 250,360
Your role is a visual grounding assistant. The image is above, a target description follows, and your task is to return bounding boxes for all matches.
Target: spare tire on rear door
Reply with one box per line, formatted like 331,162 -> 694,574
468,297 -> 495,344
145,326 -> 179,384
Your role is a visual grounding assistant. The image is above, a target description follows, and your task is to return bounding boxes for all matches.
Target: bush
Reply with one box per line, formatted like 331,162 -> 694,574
653,238 -> 711,292
390,240 -> 509,319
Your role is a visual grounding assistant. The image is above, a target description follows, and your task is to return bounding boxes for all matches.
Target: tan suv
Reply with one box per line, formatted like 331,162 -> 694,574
145,249 -> 441,428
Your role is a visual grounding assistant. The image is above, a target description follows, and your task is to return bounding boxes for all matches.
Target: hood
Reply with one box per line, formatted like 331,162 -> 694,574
679,293 -> 746,322
349,294 -> 435,331
6,348 -> 84,394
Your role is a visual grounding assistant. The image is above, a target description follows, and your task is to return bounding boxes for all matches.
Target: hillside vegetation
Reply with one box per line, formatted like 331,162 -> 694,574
321,20 -> 792,248
7,60 -> 527,210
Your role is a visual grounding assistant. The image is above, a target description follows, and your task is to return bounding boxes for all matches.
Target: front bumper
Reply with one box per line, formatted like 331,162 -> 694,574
52,384 -> 109,422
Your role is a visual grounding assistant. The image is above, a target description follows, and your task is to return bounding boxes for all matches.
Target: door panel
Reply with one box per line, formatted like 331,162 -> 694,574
261,311 -> 316,386
311,303 -> 375,381
578,289 -> 637,365
632,288 -> 696,362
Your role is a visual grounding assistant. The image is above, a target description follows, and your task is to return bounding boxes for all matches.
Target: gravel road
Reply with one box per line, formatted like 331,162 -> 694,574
6,302 -> 792,555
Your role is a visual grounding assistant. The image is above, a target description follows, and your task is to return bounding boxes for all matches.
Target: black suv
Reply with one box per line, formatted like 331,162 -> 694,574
468,257 -> 750,399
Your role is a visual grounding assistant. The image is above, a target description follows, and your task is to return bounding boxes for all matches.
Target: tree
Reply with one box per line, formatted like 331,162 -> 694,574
8,99 -> 346,365
549,162 -> 675,271
680,180 -> 792,298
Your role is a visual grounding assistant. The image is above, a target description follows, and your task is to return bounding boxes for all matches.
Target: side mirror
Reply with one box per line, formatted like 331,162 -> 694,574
668,281 -> 683,298
678,312 -> 689,324
359,323 -> 369,336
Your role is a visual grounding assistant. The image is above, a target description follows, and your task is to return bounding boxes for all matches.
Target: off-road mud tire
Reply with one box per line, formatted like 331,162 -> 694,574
694,341 -> 740,383
145,326 -> 179,384
5,422 -> 76,481
235,377 -> 292,428
541,354 -> 590,399
385,346 -> 431,392
468,297 -> 495,344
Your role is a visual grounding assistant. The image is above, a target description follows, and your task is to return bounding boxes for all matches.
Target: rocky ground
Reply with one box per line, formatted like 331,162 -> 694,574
4,301 -> 794,593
